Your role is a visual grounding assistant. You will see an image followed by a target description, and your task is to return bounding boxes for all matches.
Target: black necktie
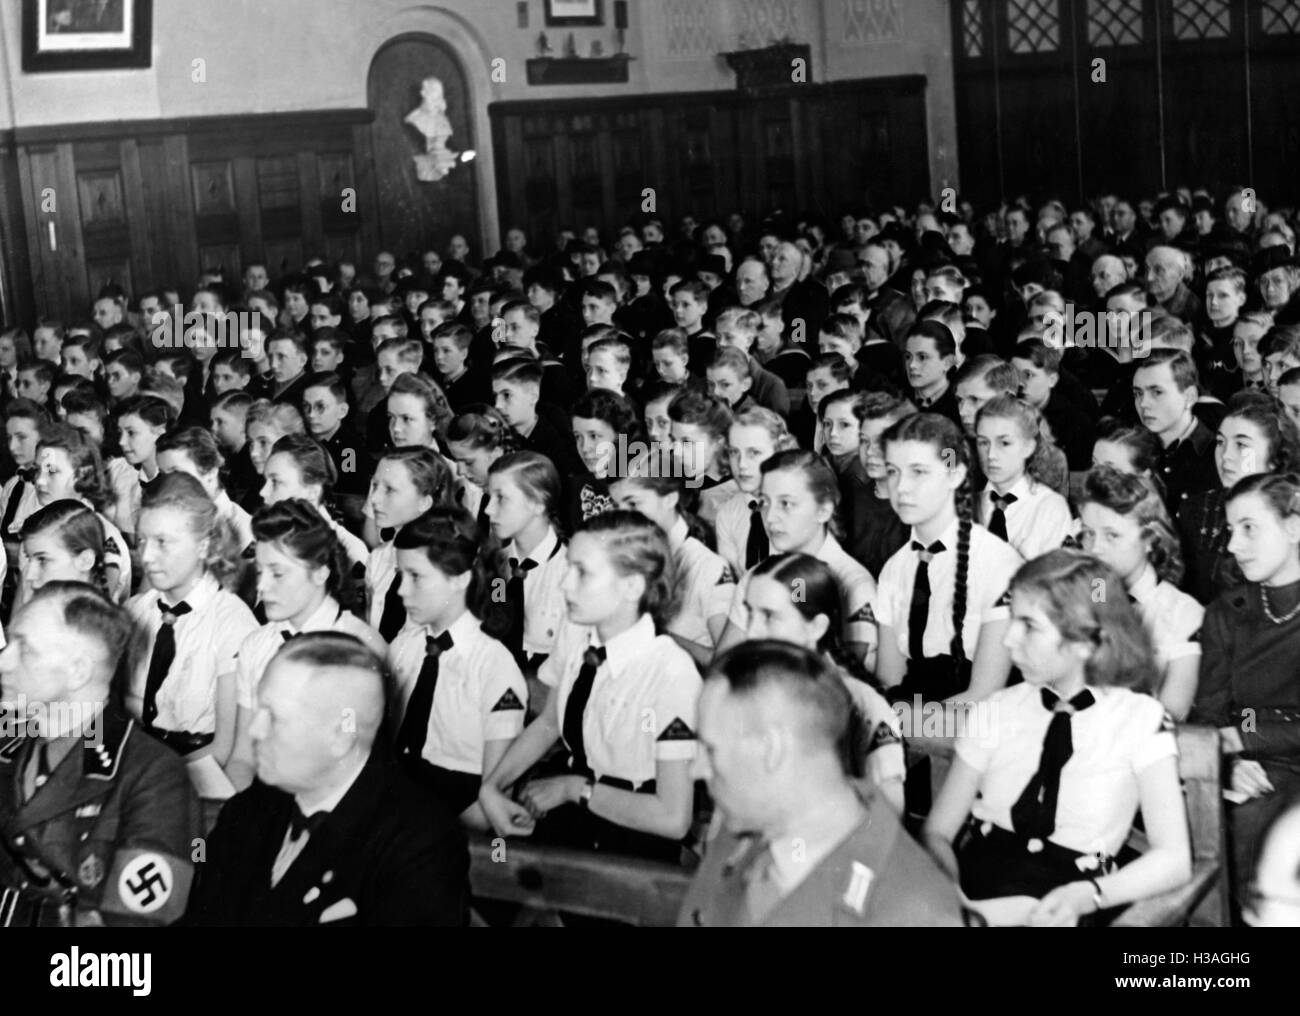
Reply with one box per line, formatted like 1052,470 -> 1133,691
378,572 -> 405,642
477,496 -> 490,534
745,501 -> 769,569
26,740 -> 51,801
143,600 -> 192,730
280,629 -> 303,643
396,630 -> 455,758
1010,688 -> 1096,842
380,527 -> 396,543
988,492 -> 1018,542
287,803 -> 329,842
563,645 -> 607,776
908,541 -> 944,662
505,557 -> 537,657
1,471 -> 33,535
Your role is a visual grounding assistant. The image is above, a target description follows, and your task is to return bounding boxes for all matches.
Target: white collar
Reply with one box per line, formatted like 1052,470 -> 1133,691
909,517 -> 960,552
279,595 -> 342,636
1129,564 -> 1159,604
158,571 -> 219,611
510,526 -> 558,565
667,516 -> 690,552
988,474 -> 1031,501
590,613 -> 657,676
422,608 -> 479,648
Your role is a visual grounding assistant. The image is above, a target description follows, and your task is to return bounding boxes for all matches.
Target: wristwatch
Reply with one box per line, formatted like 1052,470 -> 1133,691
578,778 -> 595,810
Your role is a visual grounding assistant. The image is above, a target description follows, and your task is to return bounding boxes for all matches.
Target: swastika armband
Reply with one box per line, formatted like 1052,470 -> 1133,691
100,848 -> 193,925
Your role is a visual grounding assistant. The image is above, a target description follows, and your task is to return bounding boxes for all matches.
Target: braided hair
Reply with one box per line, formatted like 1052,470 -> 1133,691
882,412 -> 973,669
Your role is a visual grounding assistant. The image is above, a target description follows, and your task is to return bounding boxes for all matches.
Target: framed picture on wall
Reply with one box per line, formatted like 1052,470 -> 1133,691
22,0 -> 153,72
544,0 -> 604,27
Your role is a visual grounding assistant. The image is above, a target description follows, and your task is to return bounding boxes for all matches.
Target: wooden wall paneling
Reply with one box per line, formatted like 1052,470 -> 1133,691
231,156 -> 264,272
1238,50 -> 1297,202
297,151 -> 325,259
16,147 -> 60,322
642,106 -> 668,228
350,124 -> 381,264
0,137 -> 36,329
317,151 -> 357,256
54,142 -> 88,315
134,140 -> 172,295
161,134 -> 199,294
566,116 -> 603,234
1071,45 -> 1161,199
120,139 -> 155,294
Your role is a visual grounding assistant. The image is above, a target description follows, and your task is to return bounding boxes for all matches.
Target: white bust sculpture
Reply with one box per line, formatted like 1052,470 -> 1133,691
405,76 -> 460,182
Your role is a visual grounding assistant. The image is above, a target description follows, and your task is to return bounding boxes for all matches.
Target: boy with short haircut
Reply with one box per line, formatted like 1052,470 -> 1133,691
16,360 -> 56,412
1012,337 -> 1096,472
32,320 -> 65,364
209,348 -> 253,395
492,357 -> 581,475
585,337 -> 631,396
715,306 -> 791,415
308,293 -> 345,334
60,332 -> 103,383
651,328 -> 691,384
1260,325 -> 1300,398
303,371 -> 373,526
1277,366 -> 1300,429
210,390 -> 259,504
365,337 -> 425,456
417,297 -> 457,344
430,321 -> 490,412
310,327 -> 350,380
669,278 -> 716,377
1132,347 -> 1217,516
439,262 -> 473,323
706,347 -> 756,413
819,311 -> 902,396
266,330 -> 312,406
103,347 -> 144,404
792,353 -> 852,451
751,297 -> 812,396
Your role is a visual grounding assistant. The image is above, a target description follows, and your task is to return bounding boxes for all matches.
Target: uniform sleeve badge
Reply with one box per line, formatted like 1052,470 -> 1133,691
717,565 -> 736,585
995,588 -> 1012,608
849,602 -> 875,624
491,689 -> 525,712
657,717 -> 696,742
841,861 -> 874,916
78,853 -> 105,890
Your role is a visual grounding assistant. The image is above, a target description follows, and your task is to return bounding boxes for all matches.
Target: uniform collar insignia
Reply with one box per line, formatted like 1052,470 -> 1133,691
82,708 -> 131,781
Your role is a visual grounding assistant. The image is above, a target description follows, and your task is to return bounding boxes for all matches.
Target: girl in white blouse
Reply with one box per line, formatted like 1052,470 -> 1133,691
1077,465 -> 1204,720
123,472 -> 258,762
226,499 -> 385,790
259,433 -> 370,573
923,550 -> 1191,926
479,510 -> 700,862
389,506 -> 529,825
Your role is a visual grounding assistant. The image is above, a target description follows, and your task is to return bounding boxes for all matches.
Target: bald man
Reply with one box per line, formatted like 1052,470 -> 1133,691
0,583 -> 198,926
185,634 -> 468,926
679,642 -> 964,927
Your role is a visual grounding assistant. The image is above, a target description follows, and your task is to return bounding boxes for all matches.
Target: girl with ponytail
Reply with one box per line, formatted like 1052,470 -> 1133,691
876,412 -> 1022,705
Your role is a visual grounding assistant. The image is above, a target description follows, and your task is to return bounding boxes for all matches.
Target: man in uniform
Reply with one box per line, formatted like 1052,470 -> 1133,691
679,641 -> 965,927
0,582 -> 198,927
184,633 -> 469,926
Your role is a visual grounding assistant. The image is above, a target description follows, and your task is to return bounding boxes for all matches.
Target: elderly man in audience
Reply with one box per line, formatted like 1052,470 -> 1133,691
184,633 -> 469,926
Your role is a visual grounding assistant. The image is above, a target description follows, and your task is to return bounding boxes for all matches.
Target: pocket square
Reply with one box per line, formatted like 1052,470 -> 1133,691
319,897 -> 358,923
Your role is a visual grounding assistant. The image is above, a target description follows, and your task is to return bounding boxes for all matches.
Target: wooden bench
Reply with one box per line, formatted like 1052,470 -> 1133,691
906,724 -> 1227,927
468,836 -> 694,927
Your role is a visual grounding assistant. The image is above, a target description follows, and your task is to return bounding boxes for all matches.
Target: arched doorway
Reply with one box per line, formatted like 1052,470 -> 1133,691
366,34 -> 481,266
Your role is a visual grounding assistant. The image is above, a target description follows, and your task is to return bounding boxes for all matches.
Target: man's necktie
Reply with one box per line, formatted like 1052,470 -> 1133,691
287,803 -> 330,843
987,491 -> 1018,542
908,541 -> 944,662
562,645 -> 607,776
143,601 -> 192,730
1009,687 -> 1097,842
378,572 -> 405,642
396,630 -> 455,758
505,557 -> 537,657
745,501 -> 769,569
744,844 -> 783,923
25,740 -> 51,801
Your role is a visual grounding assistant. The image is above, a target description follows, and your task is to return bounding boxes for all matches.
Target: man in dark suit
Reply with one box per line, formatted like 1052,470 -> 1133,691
0,583 -> 199,927
185,633 -> 468,926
